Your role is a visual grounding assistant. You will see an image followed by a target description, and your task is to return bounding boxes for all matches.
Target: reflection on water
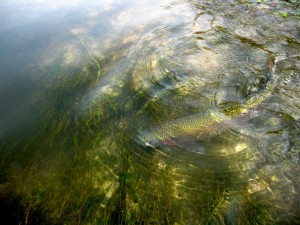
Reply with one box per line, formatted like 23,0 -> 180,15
0,0 -> 300,224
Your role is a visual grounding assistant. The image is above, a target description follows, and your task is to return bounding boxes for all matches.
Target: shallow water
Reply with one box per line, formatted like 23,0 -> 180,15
0,0 -> 300,224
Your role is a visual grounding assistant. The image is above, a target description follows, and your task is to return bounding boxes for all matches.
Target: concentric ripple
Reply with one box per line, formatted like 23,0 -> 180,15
129,4 -> 300,222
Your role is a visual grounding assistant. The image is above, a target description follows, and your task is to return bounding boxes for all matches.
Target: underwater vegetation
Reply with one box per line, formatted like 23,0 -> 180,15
0,0 -> 300,224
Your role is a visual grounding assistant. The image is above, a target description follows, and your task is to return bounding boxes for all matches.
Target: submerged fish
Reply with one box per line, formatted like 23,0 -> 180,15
135,55 -> 280,148
134,109 -> 229,148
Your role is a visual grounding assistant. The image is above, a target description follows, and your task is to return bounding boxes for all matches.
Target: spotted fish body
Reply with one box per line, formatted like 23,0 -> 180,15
135,109 -> 229,148
135,56 -> 280,148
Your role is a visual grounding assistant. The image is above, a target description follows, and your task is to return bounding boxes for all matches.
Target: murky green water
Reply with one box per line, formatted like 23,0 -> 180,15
0,0 -> 299,224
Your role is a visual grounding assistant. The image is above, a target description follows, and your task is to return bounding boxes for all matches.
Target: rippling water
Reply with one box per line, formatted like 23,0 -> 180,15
0,0 -> 299,224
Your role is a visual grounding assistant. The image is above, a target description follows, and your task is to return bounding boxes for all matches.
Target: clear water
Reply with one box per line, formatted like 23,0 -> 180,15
0,0 -> 299,224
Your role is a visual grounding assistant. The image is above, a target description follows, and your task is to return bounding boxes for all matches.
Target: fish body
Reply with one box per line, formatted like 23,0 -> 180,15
135,109 -> 228,148
135,55 -> 280,148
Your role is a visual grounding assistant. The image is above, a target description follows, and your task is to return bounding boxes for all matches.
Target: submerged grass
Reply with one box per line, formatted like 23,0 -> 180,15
0,59 -> 297,224
1,12 -> 300,224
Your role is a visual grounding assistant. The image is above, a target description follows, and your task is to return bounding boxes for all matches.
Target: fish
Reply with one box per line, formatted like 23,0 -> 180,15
134,109 -> 229,148
135,55 -> 280,148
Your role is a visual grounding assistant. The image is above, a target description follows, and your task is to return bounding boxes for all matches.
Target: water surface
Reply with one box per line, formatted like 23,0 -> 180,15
0,0 -> 300,224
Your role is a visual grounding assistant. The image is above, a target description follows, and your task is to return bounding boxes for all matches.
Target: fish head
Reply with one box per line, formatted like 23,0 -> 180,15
134,135 -> 160,148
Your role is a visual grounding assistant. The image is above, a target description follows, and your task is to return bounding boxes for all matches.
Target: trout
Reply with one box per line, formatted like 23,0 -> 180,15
134,109 -> 229,148
135,55 -> 280,148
